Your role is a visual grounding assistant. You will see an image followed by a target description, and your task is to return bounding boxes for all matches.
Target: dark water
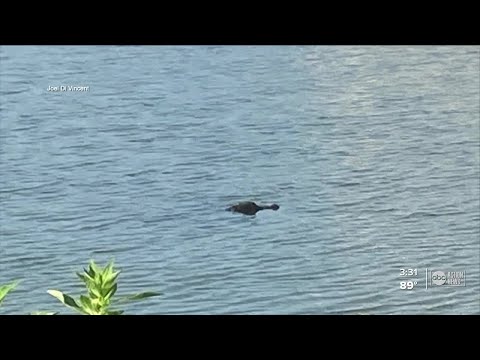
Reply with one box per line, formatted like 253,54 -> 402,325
1,46 -> 479,314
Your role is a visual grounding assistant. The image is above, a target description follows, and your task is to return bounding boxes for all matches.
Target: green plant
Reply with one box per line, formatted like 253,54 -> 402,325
47,260 -> 160,315
0,280 -> 20,307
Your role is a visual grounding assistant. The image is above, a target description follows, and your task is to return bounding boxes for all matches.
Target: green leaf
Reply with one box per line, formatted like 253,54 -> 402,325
97,272 -> 104,286
47,290 -> 85,314
104,283 -> 117,300
77,272 -> 94,285
0,280 -> 20,305
111,270 -> 120,280
103,271 -> 120,290
115,291 -> 161,304
85,266 -> 95,278
31,311 -> 59,315
103,260 -> 115,280
79,295 -> 93,309
89,260 -> 101,275
86,283 -> 102,299
80,295 -> 105,315
77,272 -> 86,283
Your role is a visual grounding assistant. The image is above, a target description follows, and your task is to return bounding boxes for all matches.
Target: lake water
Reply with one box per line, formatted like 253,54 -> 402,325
1,46 -> 479,314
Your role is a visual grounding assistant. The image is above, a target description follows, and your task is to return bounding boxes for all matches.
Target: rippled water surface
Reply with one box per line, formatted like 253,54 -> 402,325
1,46 -> 479,314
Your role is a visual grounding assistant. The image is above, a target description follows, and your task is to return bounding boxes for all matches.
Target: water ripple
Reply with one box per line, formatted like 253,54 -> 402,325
1,45 -> 479,315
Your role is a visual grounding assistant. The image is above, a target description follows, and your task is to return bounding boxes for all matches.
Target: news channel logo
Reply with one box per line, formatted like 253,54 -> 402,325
430,270 -> 466,286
